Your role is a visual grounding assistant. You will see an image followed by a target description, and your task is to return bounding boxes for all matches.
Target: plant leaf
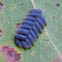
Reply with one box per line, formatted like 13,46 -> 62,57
0,0 -> 62,62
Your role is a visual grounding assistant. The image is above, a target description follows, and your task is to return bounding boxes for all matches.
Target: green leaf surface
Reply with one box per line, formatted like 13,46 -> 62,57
0,0 -> 62,62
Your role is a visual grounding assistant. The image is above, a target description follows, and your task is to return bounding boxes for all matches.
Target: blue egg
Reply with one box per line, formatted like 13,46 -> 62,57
27,33 -> 35,45
26,39 -> 32,48
27,12 -> 40,17
36,17 -> 45,29
34,21 -> 43,33
29,30 -> 36,40
32,26 -> 39,37
15,33 -> 26,40
20,24 -> 32,30
17,28 -> 29,35
21,41 -> 29,49
29,9 -> 42,13
14,38 -> 22,47
24,16 -> 35,22
22,20 -> 34,26
40,14 -> 47,26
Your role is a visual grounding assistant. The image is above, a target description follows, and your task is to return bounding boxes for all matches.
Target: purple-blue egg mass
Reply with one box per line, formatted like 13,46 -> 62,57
14,9 -> 47,49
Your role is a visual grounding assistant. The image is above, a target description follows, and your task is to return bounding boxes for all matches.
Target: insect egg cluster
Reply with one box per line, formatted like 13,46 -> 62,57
14,9 -> 47,49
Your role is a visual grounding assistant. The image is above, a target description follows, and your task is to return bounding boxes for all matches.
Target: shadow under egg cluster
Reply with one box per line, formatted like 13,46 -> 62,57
14,9 -> 47,49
